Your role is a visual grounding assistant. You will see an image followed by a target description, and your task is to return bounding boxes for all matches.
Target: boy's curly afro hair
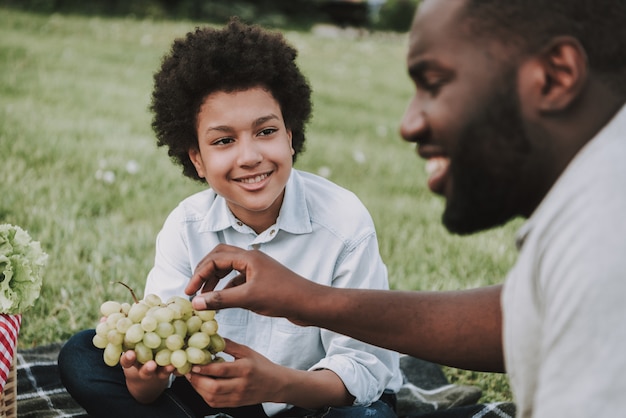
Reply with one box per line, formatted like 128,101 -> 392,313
150,19 -> 313,182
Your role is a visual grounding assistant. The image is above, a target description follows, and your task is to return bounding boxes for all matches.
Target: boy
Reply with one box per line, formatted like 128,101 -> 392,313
59,19 -> 401,418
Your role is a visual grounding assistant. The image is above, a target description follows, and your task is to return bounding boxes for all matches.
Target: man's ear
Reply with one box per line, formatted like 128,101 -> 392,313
188,148 -> 206,179
520,36 -> 588,113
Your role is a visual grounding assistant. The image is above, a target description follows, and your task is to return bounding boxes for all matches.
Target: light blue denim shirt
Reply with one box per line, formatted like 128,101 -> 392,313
145,169 -> 402,416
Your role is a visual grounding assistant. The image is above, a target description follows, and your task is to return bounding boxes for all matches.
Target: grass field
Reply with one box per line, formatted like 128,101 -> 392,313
0,8 -> 519,402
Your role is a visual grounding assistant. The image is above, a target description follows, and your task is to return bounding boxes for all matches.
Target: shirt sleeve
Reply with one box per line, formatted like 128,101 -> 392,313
144,207 -> 193,301
307,232 -> 401,405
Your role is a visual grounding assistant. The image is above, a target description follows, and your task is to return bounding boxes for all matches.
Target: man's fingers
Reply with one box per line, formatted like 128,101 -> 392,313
184,244 -> 248,296
221,274 -> 246,290
191,286 -> 241,311
185,259 -> 227,296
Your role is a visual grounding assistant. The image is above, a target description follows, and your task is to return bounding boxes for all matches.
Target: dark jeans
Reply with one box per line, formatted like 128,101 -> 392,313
58,329 -> 397,418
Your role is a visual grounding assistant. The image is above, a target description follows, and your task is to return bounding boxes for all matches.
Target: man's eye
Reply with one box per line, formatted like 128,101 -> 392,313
418,76 -> 443,93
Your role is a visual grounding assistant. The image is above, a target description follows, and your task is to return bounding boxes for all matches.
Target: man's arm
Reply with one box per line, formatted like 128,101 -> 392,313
186,244 -> 505,373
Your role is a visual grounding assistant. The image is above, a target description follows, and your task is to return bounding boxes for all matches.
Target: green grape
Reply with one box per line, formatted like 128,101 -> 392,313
212,356 -> 225,364
201,320 -> 218,335
167,303 -> 184,320
146,305 -> 161,318
173,319 -> 187,338
141,315 -> 158,332
128,302 -> 150,323
122,339 -> 136,351
135,342 -> 153,364
165,334 -> 184,351
186,347 -> 210,365
125,323 -> 145,344
95,287 -> 225,369
168,296 -> 193,315
107,329 -> 124,346
95,321 -> 110,337
121,302 -> 131,315
209,334 -> 226,353
100,301 -> 122,317
116,317 -> 133,333
155,349 -> 172,367
176,362 -> 192,375
106,312 -> 125,328
170,349 -> 188,369
103,343 -> 122,367
167,295 -> 190,306
156,338 -> 168,352
188,332 -> 211,349
144,294 -> 163,307
195,310 -> 215,322
92,334 -> 108,349
155,322 -> 175,338
186,316 -> 202,334
143,331 -> 162,349
153,307 -> 175,323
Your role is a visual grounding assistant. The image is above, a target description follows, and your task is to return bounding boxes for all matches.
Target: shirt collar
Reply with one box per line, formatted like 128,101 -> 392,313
199,169 -> 313,235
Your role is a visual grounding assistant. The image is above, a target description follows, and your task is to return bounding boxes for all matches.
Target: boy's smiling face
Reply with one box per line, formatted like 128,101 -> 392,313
190,87 -> 294,233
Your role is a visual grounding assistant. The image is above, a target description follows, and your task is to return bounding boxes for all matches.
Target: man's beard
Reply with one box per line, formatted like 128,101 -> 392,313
442,78 -> 532,235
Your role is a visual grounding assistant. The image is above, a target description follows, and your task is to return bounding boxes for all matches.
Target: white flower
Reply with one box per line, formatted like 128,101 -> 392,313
0,224 -> 47,314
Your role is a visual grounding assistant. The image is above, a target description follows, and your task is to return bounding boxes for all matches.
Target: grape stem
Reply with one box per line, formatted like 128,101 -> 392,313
116,281 -> 140,304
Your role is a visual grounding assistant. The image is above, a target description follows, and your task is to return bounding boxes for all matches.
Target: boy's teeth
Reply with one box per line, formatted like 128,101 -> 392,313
240,174 -> 268,184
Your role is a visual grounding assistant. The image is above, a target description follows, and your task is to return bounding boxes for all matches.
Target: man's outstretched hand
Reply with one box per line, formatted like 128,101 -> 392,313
185,244 -> 323,325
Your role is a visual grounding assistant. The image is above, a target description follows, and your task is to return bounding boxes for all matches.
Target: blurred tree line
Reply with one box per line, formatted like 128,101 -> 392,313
0,0 -> 420,32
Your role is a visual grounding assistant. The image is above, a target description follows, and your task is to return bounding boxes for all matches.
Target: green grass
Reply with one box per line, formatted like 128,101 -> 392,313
1,9 -> 516,402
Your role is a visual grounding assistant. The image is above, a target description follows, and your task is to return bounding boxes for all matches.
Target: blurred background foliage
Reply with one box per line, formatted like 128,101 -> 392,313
0,0 -> 420,32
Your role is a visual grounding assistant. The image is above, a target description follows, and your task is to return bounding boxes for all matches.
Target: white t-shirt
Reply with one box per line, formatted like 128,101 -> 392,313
145,169 -> 402,416
502,105 -> 626,417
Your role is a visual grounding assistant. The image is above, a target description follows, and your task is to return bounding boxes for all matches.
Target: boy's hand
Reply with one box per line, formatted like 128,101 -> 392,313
120,350 -> 175,404
185,338 -> 284,407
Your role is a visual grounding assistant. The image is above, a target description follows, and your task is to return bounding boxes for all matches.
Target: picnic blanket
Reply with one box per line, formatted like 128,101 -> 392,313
14,343 -> 516,418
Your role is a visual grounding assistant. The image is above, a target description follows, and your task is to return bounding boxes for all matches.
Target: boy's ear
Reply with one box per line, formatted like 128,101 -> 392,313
520,36 -> 588,113
288,129 -> 294,156
188,148 -> 206,179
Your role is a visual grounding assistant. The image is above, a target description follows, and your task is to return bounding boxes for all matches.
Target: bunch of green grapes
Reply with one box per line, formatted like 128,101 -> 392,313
93,291 -> 225,375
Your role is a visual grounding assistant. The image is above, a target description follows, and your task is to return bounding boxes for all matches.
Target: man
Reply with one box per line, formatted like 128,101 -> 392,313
185,0 -> 626,416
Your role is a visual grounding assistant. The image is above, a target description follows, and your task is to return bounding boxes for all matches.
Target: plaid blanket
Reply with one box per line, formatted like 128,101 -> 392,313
15,343 -> 516,418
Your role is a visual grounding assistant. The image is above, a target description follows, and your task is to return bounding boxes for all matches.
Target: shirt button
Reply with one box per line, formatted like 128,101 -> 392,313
251,244 -> 260,250
270,229 -> 275,236
237,221 -> 243,226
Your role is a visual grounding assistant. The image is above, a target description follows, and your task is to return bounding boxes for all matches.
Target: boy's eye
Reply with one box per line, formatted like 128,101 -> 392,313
212,137 -> 235,145
258,128 -> 277,136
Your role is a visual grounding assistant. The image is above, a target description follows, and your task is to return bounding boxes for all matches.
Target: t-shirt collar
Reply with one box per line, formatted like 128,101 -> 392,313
515,103 -> 626,251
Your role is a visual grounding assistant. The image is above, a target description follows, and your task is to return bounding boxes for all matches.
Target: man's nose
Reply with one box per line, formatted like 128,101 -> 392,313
399,95 -> 428,143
